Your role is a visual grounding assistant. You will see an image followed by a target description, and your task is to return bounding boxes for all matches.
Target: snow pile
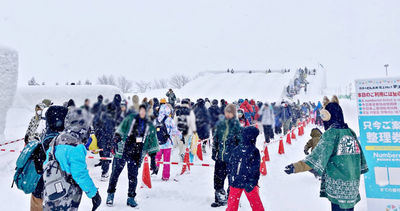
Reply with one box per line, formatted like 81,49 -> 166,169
134,70 -> 314,102
0,46 -> 18,142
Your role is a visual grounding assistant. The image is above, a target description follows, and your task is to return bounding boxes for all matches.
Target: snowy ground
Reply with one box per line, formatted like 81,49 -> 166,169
0,100 -> 367,211
0,71 -> 368,210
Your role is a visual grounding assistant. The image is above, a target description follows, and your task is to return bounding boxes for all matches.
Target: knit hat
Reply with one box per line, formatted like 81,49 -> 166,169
224,104 -> 237,118
241,126 -> 259,145
160,98 -> 167,104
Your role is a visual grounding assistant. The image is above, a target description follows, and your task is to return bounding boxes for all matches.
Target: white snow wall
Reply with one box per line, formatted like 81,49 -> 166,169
0,47 -> 18,142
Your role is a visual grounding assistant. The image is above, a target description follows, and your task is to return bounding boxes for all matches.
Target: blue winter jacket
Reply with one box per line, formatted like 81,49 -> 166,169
228,135 -> 260,192
44,144 -> 97,198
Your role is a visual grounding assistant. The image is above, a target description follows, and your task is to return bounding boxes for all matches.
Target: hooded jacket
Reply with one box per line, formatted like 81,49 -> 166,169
44,109 -> 97,199
258,104 -> 275,126
228,126 -> 260,192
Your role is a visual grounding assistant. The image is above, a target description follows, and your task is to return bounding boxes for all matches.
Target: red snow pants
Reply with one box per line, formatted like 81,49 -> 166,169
226,186 -> 265,211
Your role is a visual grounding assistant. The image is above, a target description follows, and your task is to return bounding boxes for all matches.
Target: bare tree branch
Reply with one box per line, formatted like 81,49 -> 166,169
169,74 -> 191,89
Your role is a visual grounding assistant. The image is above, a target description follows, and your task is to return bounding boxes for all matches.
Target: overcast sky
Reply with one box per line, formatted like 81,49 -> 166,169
0,0 -> 399,87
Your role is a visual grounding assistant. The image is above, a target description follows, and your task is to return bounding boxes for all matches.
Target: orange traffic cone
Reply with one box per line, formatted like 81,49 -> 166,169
142,156 -> 152,189
180,148 -> 191,175
300,124 -> 304,136
260,160 -> 267,176
197,142 -> 203,161
291,130 -> 296,139
286,133 -> 291,144
263,145 -> 270,162
278,139 -> 285,154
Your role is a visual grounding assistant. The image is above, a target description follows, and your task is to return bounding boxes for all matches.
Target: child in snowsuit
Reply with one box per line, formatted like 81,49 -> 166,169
107,104 -> 159,207
211,104 -> 242,208
227,126 -> 265,211
155,104 -> 182,181
43,108 -> 101,211
284,96 -> 368,211
304,128 -> 322,155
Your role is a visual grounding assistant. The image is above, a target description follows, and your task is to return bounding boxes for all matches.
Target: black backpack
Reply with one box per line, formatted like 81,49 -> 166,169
156,116 -> 170,145
177,114 -> 189,136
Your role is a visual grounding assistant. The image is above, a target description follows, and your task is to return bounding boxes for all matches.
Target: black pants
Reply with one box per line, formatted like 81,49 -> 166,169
331,203 -> 354,211
100,149 -> 111,175
263,125 -> 274,143
149,152 -> 157,171
274,126 -> 282,134
107,157 -> 140,198
214,160 -> 228,191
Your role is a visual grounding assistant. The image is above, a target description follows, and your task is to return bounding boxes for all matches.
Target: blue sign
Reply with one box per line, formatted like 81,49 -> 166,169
356,77 -> 400,210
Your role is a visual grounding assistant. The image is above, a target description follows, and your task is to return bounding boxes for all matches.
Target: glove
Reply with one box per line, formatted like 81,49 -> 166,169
284,164 -> 295,175
91,191 -> 101,211
304,149 -> 309,155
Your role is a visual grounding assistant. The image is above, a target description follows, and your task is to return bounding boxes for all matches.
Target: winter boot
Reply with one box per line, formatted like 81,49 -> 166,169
151,166 -> 159,175
106,193 -> 114,207
127,197 -> 138,208
101,172 -> 109,181
211,189 -> 227,208
202,142 -> 207,154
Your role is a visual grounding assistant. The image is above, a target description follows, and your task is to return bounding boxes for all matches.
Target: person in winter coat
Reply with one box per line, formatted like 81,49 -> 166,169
258,102 -> 275,143
238,109 -> 250,127
107,104 -> 159,207
166,89 -> 176,107
43,108 -> 101,211
91,95 -> 103,115
25,103 -> 46,144
130,95 -> 140,113
67,99 -> 76,109
227,126 -> 264,211
304,128 -> 322,155
249,99 -> 259,121
30,105 -> 68,211
152,98 -> 160,119
81,98 -> 90,112
174,98 -> 197,160
279,101 -> 292,135
220,99 -> 227,114
154,104 -> 182,181
208,99 -> 221,132
314,101 -> 323,127
194,99 -> 211,146
239,99 -> 253,125
211,104 -> 242,208
97,103 -> 117,180
112,94 -> 123,125
284,97 -> 368,211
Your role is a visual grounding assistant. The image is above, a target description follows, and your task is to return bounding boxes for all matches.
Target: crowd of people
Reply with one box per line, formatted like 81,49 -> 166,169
15,88 -> 368,211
